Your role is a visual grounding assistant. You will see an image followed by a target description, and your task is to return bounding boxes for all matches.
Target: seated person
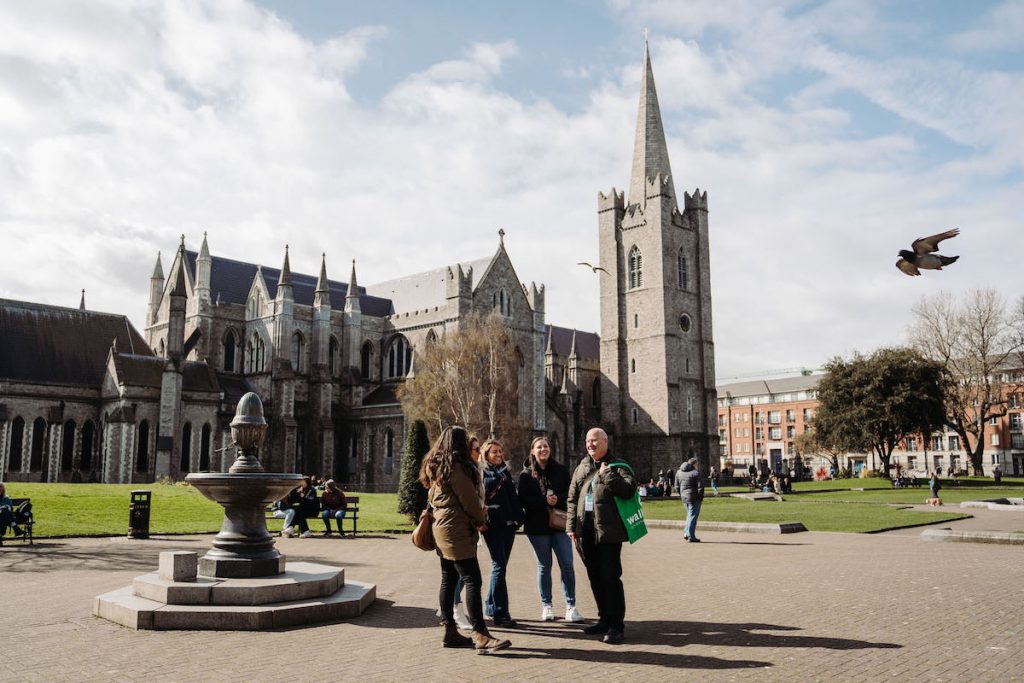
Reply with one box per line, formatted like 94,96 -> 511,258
0,483 -> 26,538
320,479 -> 348,536
282,476 -> 318,538
270,492 -> 295,530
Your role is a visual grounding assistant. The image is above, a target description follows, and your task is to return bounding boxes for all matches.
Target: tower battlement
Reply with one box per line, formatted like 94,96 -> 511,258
598,188 -> 625,213
645,172 -> 674,199
683,188 -> 708,212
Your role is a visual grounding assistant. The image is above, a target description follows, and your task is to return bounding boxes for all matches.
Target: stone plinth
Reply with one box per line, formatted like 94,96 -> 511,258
159,551 -> 198,582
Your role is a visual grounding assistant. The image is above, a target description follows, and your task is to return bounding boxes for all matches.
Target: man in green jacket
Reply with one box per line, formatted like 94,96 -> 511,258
566,427 -> 637,644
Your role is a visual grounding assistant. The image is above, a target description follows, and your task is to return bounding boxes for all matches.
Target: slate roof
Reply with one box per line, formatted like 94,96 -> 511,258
362,384 -> 399,406
116,353 -> 220,393
545,325 -> 600,361
716,374 -> 821,398
215,373 -> 254,404
184,251 -> 393,317
0,299 -> 151,387
365,256 -> 493,314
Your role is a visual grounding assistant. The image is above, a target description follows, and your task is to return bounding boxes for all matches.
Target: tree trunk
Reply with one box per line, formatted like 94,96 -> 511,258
970,442 -> 985,476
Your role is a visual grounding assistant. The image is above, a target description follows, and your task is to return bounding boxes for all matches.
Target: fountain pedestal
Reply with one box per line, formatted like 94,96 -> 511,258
93,392 -> 376,630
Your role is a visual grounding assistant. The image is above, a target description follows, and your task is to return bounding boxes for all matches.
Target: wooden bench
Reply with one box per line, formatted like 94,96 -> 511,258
0,497 -> 34,546
266,496 -> 360,536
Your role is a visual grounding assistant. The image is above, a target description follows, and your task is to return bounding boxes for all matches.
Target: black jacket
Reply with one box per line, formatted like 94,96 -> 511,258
566,455 -> 637,544
675,462 -> 705,504
518,459 -> 570,536
483,463 -> 524,531
289,487 -> 319,517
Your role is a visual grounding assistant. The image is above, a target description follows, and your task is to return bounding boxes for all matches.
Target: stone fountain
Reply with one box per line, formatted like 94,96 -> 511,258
94,392 -> 376,630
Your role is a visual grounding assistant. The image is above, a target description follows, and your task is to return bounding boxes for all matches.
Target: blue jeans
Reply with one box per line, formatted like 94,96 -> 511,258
684,499 -> 702,540
526,532 -> 576,607
320,508 -> 346,533
483,525 -> 516,621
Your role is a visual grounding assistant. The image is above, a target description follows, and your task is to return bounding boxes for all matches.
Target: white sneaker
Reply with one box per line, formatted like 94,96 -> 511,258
281,526 -> 295,537
454,606 -> 473,630
300,530 -> 313,538
541,604 -> 555,621
565,605 -> 584,622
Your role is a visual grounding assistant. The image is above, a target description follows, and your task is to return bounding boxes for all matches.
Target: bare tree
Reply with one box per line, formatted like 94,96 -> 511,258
909,289 -> 1024,475
397,313 -> 531,453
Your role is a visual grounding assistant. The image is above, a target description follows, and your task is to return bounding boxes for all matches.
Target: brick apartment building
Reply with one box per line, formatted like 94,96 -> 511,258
717,373 -> 1024,477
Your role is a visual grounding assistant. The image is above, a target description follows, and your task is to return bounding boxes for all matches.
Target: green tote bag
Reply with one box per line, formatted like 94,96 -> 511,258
608,461 -> 648,544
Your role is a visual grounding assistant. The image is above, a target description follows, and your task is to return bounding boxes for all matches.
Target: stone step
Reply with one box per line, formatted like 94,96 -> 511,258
132,562 -> 344,606
95,579 -> 376,631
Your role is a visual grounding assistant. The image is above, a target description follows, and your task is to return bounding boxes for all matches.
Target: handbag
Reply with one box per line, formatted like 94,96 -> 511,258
411,506 -> 436,552
608,461 -> 648,544
548,507 -> 567,531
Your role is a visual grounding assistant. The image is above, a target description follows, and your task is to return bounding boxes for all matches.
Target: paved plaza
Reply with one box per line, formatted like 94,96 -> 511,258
2,510 -> 1022,682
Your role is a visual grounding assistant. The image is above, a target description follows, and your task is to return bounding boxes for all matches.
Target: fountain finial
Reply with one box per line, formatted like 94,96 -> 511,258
229,392 -> 268,473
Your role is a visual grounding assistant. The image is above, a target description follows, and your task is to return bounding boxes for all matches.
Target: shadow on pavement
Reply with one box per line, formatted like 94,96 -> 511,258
504,646 -> 769,669
358,600 -> 441,629
630,620 -> 902,650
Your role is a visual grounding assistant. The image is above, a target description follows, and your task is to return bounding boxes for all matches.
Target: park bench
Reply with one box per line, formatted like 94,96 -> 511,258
0,497 -> 34,546
266,496 -> 360,536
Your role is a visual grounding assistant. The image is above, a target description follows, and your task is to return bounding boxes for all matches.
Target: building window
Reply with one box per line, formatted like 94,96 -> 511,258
329,337 -> 339,375
786,409 -> 795,423
679,314 -> 692,333
906,437 -> 918,452
360,342 -> 373,379
687,396 -> 694,425
768,411 -> 781,424
1009,413 -> 1022,431
631,358 -> 636,373
755,427 -> 763,440
80,421 -> 95,470
948,435 -> 960,450
62,420 -> 76,471
200,424 -> 212,471
685,357 -> 690,373
907,456 -> 917,471
386,336 -> 412,379
931,436 -> 943,451
633,313 -> 638,329
743,427 -> 750,437
991,433 -> 999,446
348,433 -> 359,476
180,422 -> 192,474
786,426 -> 795,438
803,408 -> 813,422
628,245 -> 643,289
769,427 -> 781,440
678,250 -> 688,289
632,407 -> 639,425
292,332 -> 304,372
223,329 -> 238,372
384,428 -> 394,475
136,420 -> 149,472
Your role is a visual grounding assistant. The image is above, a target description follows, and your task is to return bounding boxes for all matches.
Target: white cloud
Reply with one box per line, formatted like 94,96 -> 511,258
0,0 -> 1019,381
951,0 -> 1024,53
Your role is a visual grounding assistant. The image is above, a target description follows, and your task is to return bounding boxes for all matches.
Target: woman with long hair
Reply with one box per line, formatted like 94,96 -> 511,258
517,436 -> 583,623
481,438 -> 524,626
420,426 -> 510,653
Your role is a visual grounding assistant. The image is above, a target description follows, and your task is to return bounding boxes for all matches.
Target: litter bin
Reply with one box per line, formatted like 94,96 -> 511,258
129,490 -> 152,539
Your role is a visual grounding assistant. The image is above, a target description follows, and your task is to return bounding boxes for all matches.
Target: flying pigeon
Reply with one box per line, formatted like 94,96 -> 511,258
577,262 -> 610,275
896,228 -> 960,277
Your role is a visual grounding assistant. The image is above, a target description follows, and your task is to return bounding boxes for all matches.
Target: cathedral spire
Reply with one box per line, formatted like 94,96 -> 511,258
628,41 -> 675,208
345,260 -> 360,314
568,328 -> 578,358
278,245 -> 292,287
152,251 -> 164,280
199,231 -> 210,259
79,289 -> 86,310
314,253 -> 331,309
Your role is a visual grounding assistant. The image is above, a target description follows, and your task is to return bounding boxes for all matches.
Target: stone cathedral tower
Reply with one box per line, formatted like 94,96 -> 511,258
597,43 -> 718,477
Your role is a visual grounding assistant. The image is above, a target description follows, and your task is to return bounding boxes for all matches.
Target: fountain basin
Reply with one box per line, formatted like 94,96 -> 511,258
186,472 -> 303,578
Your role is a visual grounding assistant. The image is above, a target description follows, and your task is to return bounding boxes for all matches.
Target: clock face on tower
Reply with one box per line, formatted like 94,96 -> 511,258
679,314 -> 692,333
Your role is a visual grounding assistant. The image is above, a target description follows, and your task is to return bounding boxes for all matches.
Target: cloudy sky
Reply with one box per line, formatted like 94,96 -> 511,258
1,0 -> 1020,380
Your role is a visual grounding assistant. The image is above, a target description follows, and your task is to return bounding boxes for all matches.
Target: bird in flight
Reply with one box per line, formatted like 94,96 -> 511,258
896,228 -> 960,277
577,262 -> 610,275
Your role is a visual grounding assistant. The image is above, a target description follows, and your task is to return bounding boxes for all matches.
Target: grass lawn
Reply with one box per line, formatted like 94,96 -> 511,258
4,483 -> 415,537
643,496 -> 969,533
796,485 -> 1024,505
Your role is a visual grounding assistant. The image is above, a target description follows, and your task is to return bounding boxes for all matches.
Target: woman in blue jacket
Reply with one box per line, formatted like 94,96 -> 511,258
481,439 -> 524,626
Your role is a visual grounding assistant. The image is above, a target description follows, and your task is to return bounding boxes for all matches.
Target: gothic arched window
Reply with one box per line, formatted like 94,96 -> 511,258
180,422 -> 192,474
628,245 -> 643,289
136,420 -> 149,472
80,420 -> 95,470
223,329 -> 238,372
384,428 -> 395,475
385,336 -> 412,379
8,416 -> 24,472
292,332 -> 304,372
329,336 -> 339,375
678,249 -> 688,290
360,342 -> 373,379
62,420 -> 76,471
200,423 -> 211,470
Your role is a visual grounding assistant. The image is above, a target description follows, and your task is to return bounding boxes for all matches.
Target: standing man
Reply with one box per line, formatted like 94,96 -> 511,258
566,428 -> 637,645
676,457 -> 705,543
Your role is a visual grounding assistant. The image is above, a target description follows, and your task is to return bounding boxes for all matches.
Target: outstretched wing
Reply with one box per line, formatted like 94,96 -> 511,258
896,258 -> 921,276
576,262 -> 594,270
594,266 -> 610,275
912,228 -> 959,254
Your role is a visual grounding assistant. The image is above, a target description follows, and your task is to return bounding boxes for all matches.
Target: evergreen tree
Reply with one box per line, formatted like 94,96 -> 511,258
397,419 -> 431,518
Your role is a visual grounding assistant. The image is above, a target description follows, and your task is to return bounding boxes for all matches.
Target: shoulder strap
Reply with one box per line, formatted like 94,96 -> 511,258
607,461 -> 634,474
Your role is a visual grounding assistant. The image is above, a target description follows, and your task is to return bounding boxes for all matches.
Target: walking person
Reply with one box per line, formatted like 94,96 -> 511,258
567,427 -> 637,645
420,426 -> 510,653
518,436 -> 584,624
319,479 -> 348,536
482,439 -> 524,627
709,465 -> 719,495
676,457 -> 705,543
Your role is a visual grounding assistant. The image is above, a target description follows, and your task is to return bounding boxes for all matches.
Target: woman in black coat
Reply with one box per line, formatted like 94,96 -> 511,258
517,436 -> 583,623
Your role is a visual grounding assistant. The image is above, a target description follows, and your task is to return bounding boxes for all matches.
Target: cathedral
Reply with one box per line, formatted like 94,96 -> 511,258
0,47 -> 716,488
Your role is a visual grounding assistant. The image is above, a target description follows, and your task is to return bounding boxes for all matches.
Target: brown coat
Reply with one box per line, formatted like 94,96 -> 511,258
429,464 -> 487,561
